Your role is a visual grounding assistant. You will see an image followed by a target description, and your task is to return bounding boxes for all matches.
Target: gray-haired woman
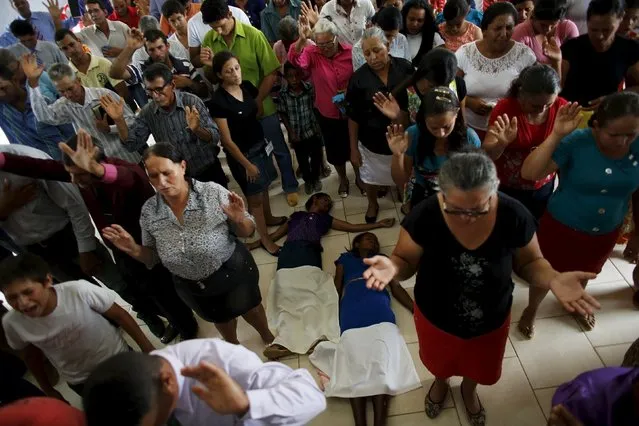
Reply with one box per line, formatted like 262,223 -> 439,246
361,150 -> 600,426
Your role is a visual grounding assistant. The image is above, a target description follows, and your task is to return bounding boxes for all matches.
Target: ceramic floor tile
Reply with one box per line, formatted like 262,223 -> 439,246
595,343 -> 632,367
450,358 -> 547,426
580,282 -> 637,347
342,185 -> 398,216
394,289 -> 417,344
387,408 -> 461,425
589,260 -> 625,285
608,245 -> 636,285
534,387 -> 557,420
346,208 -> 401,248
510,285 -> 566,325
510,316 -> 603,389
321,234 -> 353,276
504,338 -> 516,358
257,263 -> 277,305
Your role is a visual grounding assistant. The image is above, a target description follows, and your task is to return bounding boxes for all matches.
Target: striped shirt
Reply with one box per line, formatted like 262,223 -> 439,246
126,91 -> 220,177
28,85 -> 141,164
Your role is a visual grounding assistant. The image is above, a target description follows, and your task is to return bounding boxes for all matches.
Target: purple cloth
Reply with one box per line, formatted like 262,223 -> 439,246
552,367 -> 639,426
286,212 -> 333,244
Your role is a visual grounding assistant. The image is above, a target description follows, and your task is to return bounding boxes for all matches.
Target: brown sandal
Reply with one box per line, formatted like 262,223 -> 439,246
574,313 -> 596,331
263,344 -> 294,360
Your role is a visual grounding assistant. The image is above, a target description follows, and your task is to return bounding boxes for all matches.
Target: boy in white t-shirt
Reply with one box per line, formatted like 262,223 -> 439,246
0,253 -> 155,401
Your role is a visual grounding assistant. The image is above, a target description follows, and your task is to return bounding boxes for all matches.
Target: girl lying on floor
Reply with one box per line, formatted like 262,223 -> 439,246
310,232 -> 420,426
259,193 -> 395,360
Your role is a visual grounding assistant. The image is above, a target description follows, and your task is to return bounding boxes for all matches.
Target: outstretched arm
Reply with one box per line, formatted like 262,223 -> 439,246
331,217 -> 395,232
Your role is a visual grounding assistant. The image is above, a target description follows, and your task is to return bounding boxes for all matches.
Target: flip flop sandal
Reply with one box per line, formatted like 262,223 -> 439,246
263,344 -> 293,360
574,313 -> 596,331
461,386 -> 486,426
424,381 -> 448,419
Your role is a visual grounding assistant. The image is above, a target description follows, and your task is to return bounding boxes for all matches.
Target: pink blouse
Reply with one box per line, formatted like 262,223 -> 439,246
512,19 -> 579,64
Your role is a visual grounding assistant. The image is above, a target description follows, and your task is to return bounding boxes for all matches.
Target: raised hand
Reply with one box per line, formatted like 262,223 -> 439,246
100,94 -> 125,120
301,0 -> 320,27
58,129 -> 100,173
552,102 -> 582,137
173,74 -> 192,89
136,0 -> 150,16
102,225 -> 140,256
385,124 -> 409,155
298,15 -> 313,40
181,362 -> 250,416
43,0 -> 62,20
542,34 -> 561,63
200,47 -> 214,67
549,271 -> 600,316
19,53 -> 44,83
184,106 -> 201,131
222,192 -> 248,223
373,91 -> 400,120
487,114 -> 518,145
362,255 -> 397,290
127,28 -> 145,50
81,13 -> 94,27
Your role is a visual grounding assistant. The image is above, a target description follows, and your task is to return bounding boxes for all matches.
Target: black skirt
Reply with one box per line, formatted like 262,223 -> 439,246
172,242 -> 261,323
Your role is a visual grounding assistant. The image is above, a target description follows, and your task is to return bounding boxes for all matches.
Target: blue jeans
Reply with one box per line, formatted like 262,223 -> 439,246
260,114 -> 298,194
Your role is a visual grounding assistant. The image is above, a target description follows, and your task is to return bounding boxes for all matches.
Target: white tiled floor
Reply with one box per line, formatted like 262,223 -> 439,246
42,166 -> 639,425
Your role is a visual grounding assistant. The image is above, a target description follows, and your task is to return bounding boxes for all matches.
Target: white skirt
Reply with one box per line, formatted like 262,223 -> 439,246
358,141 -> 395,186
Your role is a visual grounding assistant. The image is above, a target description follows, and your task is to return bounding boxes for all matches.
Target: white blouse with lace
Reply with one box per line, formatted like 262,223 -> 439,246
456,41 -> 536,131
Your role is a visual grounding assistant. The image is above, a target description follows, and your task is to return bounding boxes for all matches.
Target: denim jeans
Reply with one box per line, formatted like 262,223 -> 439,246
259,114 -> 299,194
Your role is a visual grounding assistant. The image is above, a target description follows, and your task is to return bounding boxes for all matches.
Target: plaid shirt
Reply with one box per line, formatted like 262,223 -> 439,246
277,82 -> 320,140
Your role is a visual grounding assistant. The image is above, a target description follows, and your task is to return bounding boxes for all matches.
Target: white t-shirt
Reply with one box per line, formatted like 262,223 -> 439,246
456,41 -> 536,130
2,280 -> 129,384
187,6 -> 251,48
406,33 -> 445,61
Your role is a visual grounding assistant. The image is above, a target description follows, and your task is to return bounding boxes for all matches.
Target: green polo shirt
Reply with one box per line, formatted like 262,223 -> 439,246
202,20 -> 280,117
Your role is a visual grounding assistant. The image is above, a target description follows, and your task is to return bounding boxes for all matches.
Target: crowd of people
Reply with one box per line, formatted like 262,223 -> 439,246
0,0 -> 639,425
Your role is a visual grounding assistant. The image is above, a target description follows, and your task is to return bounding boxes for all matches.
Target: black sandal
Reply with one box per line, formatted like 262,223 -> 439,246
364,205 -> 379,224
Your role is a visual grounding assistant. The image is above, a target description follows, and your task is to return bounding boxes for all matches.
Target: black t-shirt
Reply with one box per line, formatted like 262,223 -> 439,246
346,56 -> 414,155
561,35 -> 639,106
206,81 -> 264,153
402,193 -> 537,338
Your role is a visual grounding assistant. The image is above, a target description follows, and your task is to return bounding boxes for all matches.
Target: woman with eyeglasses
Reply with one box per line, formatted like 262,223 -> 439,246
483,64 -> 567,219
361,150 -> 600,426
519,92 -> 639,338
387,86 -> 480,210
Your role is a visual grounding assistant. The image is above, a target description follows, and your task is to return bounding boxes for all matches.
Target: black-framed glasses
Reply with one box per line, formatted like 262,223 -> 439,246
145,81 -> 170,96
442,195 -> 492,217
317,37 -> 336,49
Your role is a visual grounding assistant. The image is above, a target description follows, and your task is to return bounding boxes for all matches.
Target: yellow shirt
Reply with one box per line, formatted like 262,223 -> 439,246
70,54 -> 123,89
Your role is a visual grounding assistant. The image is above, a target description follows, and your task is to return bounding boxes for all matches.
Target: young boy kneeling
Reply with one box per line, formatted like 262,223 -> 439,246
0,254 -> 155,400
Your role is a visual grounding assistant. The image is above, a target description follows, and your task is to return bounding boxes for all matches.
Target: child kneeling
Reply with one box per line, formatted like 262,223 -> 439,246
0,254 -> 155,400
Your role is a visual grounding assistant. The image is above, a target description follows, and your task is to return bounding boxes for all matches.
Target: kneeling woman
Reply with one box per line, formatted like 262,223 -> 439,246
388,86 -> 481,209
362,151 -> 599,426
103,144 -> 274,345
206,51 -> 286,257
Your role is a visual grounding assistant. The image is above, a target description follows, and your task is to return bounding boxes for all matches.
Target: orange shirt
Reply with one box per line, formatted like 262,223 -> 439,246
160,2 -> 200,35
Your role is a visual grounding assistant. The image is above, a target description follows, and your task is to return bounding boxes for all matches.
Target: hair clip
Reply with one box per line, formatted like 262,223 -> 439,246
435,96 -> 452,103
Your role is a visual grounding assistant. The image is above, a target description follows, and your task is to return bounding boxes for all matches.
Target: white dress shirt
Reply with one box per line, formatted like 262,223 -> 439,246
319,0 -> 375,46
187,6 -> 251,48
152,338 -> 326,426
0,145 -> 96,252
28,85 -> 141,164
75,20 -> 131,60
8,40 -> 68,69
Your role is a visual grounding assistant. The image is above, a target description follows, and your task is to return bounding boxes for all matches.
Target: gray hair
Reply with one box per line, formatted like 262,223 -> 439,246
47,63 -> 77,82
361,26 -> 388,45
278,16 -> 298,42
313,18 -> 337,37
438,150 -> 500,195
139,15 -> 160,32
0,48 -> 18,67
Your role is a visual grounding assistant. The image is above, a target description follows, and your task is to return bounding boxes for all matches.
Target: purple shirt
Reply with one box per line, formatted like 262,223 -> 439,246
552,367 -> 639,426
286,212 -> 333,244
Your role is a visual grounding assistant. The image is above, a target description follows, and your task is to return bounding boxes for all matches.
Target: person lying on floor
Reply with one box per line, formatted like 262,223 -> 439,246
322,232 -> 419,426
260,193 -> 396,360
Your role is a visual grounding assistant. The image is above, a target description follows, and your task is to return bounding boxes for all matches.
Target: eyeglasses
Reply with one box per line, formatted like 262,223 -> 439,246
316,37 -> 336,49
145,81 -> 170,96
442,196 -> 492,217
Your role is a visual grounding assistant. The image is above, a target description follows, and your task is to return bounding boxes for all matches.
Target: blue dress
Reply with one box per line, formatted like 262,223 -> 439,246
337,252 -> 396,333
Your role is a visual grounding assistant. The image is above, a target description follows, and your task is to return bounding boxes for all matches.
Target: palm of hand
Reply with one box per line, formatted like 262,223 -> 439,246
388,134 -> 408,155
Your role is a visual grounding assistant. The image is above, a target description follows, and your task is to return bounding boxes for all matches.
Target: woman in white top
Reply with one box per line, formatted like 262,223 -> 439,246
456,2 -> 536,138
401,0 -> 445,67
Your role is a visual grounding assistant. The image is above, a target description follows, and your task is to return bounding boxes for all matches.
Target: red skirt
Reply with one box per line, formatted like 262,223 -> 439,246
414,303 -> 510,385
537,212 -> 619,274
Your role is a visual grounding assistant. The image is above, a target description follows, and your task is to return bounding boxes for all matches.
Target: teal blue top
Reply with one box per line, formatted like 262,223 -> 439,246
405,124 -> 481,187
548,128 -> 639,235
